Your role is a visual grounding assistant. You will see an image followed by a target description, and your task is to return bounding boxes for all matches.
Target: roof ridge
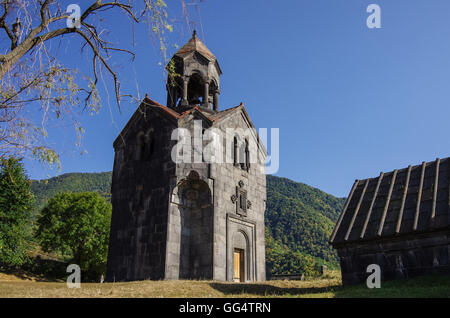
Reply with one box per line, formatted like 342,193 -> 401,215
357,156 -> 449,182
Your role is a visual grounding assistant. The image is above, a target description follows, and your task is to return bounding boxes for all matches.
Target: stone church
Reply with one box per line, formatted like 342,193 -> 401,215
106,32 -> 267,282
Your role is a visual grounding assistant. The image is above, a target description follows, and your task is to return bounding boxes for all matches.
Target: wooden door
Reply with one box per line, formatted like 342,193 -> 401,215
233,249 -> 245,282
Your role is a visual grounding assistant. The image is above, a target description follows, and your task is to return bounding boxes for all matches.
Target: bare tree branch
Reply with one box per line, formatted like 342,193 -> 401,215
0,0 -> 173,165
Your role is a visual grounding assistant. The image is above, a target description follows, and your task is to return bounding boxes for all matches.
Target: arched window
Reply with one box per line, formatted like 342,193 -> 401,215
187,73 -> 204,105
233,136 -> 238,166
138,134 -> 146,160
138,131 -> 155,161
244,139 -> 250,171
126,143 -> 134,162
240,139 -> 250,171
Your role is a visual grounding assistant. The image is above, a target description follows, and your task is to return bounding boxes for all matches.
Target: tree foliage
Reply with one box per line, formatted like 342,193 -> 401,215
265,175 -> 345,270
31,171 -> 112,212
0,0 -> 172,165
0,157 -> 34,268
265,228 -> 318,278
36,191 -> 111,280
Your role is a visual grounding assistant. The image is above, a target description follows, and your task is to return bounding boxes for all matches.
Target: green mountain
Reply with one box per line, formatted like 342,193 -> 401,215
31,172 -> 345,276
265,176 -> 345,275
31,172 -> 112,211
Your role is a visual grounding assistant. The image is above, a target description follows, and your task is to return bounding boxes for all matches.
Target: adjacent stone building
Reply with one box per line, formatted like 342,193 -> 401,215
330,157 -> 450,285
106,32 -> 267,282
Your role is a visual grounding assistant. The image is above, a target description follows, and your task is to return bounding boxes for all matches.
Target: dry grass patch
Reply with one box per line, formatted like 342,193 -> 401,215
2,270 -> 448,298
0,271 -> 341,298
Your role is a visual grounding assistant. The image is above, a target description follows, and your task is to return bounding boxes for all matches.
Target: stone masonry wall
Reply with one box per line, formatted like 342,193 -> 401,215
336,231 -> 450,285
211,110 -> 267,281
106,109 -> 176,281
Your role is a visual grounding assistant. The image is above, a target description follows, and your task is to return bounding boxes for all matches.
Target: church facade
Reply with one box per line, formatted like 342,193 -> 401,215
106,32 -> 267,282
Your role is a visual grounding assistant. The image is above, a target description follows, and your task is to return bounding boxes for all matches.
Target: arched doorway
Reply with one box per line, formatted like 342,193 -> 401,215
176,171 -> 213,279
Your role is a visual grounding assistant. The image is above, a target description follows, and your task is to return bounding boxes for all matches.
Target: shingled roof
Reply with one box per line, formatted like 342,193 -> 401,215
173,31 -> 222,75
175,31 -> 216,61
330,157 -> 450,246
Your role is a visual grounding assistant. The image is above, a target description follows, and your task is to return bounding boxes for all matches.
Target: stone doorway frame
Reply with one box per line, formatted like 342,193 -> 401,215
226,213 -> 257,282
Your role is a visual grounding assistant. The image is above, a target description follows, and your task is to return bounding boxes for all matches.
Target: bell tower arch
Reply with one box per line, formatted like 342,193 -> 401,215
166,30 -> 222,112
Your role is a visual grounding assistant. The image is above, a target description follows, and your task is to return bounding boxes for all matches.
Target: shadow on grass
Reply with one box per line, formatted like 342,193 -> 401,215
1,257 -> 68,282
209,282 -> 340,297
1,268 -> 58,282
335,274 -> 450,298
210,274 -> 450,298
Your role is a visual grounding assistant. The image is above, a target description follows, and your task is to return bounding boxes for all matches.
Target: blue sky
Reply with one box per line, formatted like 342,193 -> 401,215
24,0 -> 450,197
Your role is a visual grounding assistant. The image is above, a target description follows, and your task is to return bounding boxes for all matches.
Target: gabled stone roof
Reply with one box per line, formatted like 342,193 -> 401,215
113,96 -> 265,153
330,157 -> 450,246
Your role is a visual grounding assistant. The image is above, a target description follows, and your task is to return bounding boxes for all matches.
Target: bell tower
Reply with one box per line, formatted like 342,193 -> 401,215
107,30 -> 267,283
166,30 -> 222,112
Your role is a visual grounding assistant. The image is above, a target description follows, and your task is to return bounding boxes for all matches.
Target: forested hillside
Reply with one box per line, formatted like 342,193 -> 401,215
30,172 -> 345,276
31,172 -> 112,211
265,176 -> 345,274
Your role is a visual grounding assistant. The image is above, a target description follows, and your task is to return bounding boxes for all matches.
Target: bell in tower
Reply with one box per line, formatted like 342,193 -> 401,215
166,30 -> 222,112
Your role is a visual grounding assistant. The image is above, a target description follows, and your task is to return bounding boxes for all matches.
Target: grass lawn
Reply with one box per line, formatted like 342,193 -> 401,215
0,270 -> 449,298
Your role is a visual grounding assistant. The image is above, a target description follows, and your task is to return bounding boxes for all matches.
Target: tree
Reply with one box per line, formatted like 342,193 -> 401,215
0,157 -> 34,268
0,0 -> 173,165
265,228 -> 319,278
36,192 -> 112,280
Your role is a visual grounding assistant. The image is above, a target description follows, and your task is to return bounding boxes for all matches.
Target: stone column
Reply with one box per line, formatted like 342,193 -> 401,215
181,78 -> 188,106
213,92 -> 219,111
203,81 -> 209,108
166,84 -> 173,108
